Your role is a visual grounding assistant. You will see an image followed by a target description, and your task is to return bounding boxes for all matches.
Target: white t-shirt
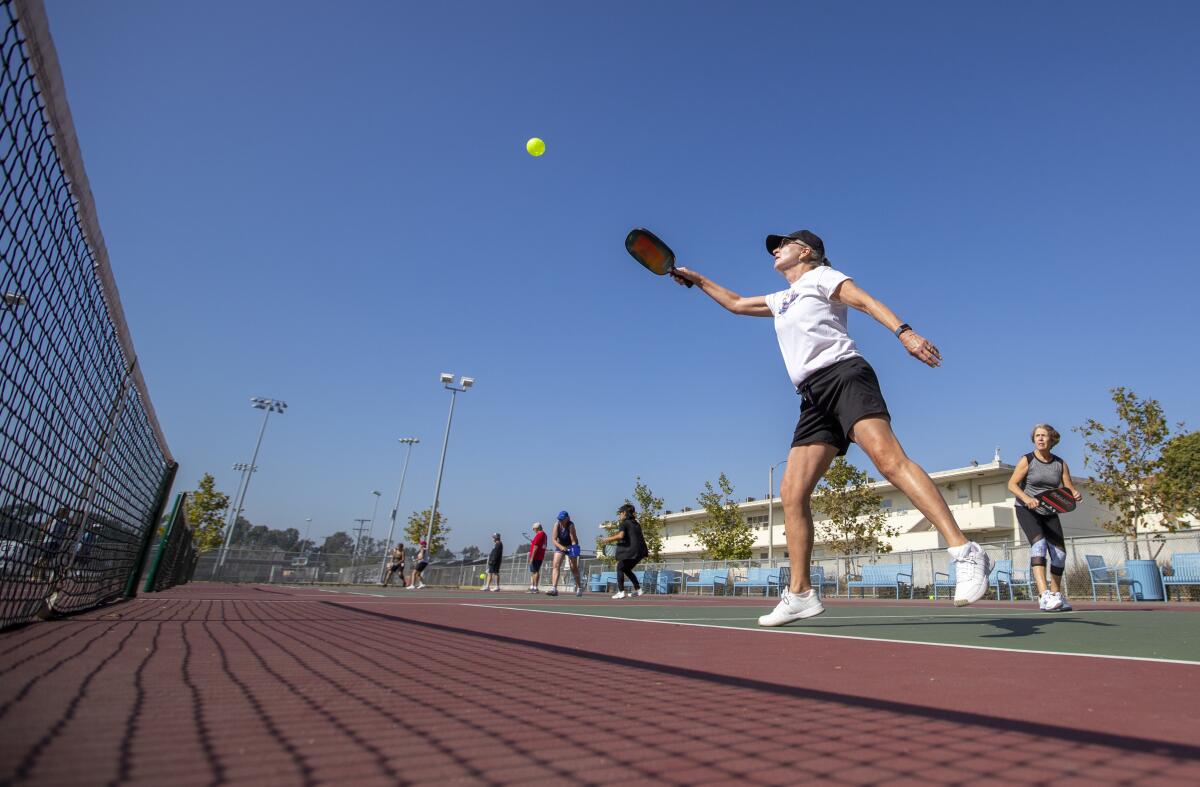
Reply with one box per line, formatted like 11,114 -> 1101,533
763,267 -> 861,388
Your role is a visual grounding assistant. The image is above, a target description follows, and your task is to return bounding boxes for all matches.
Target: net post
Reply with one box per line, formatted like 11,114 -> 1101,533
142,493 -> 185,594
124,462 -> 178,599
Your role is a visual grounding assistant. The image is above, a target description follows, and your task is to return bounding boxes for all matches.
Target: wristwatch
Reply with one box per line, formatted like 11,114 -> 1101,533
894,323 -> 912,338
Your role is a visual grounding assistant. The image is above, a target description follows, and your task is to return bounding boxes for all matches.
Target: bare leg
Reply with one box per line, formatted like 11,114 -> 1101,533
780,443 -> 840,593
551,552 -> 563,589
569,556 -> 581,588
851,417 -> 968,548
1032,564 -> 1049,595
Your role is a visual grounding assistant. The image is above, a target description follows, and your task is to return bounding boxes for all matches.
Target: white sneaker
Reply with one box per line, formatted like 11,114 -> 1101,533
612,591 -> 627,599
575,587 -> 583,597
546,589 -> 558,597
1039,590 -> 1063,611
634,588 -> 644,597
951,542 -> 993,607
1054,592 -> 1072,612
416,583 -> 427,589
757,588 -> 824,627
406,585 -> 416,591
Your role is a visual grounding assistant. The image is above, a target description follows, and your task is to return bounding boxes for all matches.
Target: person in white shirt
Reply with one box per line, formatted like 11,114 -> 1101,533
670,229 -> 993,626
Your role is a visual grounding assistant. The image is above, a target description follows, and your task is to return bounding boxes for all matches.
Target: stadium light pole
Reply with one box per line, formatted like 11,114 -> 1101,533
425,374 -> 474,552
303,517 -> 313,555
217,397 -> 287,570
367,490 -> 382,548
767,458 -> 789,562
381,437 -> 419,578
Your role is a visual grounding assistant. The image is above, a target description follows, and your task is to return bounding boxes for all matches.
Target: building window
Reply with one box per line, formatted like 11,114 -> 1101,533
957,485 -> 970,502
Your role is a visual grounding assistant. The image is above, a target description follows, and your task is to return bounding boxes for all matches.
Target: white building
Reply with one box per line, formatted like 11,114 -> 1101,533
659,455 -> 1114,560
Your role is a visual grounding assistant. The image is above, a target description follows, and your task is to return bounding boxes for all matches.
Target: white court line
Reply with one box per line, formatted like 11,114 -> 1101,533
463,603 -> 1200,666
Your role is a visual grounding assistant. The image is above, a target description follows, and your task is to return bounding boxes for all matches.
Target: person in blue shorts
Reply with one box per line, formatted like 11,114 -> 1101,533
547,511 -> 582,597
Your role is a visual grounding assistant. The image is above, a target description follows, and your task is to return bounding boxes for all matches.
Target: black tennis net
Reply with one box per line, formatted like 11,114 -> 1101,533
0,0 -> 175,629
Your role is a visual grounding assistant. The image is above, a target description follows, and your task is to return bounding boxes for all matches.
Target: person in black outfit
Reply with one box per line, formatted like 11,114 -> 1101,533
483,533 -> 503,592
600,503 -> 649,599
381,542 -> 407,587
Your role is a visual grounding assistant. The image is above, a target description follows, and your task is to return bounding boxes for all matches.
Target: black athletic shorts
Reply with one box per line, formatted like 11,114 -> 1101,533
529,559 -> 544,573
792,357 -> 890,456
1015,506 -> 1065,548
416,561 -> 428,572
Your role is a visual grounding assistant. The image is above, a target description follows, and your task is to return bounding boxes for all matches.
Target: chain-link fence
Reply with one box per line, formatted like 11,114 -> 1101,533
194,529 -> 1200,602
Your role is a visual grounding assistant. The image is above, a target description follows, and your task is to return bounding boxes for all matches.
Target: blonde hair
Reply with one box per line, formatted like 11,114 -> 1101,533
1030,423 -> 1060,449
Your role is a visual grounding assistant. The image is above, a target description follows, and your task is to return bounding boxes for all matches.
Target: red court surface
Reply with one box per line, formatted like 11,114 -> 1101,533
1,583 -> 1198,786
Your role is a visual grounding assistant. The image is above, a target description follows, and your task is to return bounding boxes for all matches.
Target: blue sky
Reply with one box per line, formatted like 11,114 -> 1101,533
44,0 -> 1200,551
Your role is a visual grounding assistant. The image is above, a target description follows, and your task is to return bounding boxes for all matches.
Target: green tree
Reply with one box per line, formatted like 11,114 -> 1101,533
631,477 -> 666,561
691,473 -> 754,560
322,531 -> 354,554
460,545 -> 482,560
185,473 -> 229,552
812,457 -> 899,576
595,518 -> 618,565
1075,387 -> 1183,558
1155,431 -> 1200,524
404,508 -> 451,556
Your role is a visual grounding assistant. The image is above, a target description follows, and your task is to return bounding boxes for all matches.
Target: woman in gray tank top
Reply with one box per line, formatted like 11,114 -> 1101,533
1007,424 -> 1083,612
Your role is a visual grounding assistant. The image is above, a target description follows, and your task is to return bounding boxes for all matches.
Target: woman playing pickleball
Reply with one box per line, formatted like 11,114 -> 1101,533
1006,424 -> 1082,612
671,229 -> 993,626
600,504 -> 649,599
547,511 -> 583,597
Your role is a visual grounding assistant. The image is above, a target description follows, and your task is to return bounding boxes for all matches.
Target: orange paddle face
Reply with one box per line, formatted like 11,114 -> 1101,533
625,228 -> 692,286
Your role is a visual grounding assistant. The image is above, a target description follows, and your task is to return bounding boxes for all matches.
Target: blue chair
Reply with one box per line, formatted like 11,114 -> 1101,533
1085,555 -> 1139,601
1011,563 -> 1035,600
1159,553 -> 1200,601
809,566 -> 838,598
988,559 -> 1015,602
932,563 -> 956,599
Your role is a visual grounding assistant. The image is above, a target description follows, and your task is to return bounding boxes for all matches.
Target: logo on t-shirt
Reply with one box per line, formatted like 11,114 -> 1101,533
777,290 -> 800,315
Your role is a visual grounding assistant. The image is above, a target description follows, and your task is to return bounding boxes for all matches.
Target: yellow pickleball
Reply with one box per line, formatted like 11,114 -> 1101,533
526,137 -> 545,157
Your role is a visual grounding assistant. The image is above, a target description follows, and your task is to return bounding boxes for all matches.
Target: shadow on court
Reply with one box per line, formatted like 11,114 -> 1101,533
0,587 -> 1195,786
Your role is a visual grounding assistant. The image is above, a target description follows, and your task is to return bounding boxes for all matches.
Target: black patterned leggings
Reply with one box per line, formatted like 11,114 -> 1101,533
617,558 -> 642,590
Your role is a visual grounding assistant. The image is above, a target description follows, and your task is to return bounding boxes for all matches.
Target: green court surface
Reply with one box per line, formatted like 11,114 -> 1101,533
465,600 -> 1200,663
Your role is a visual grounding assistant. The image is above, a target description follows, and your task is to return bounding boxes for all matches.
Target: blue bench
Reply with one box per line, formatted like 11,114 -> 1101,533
1085,555 -> 1140,602
733,567 -> 779,596
685,569 -> 729,595
847,563 -> 914,599
1159,553 -> 1200,601
588,571 -> 617,593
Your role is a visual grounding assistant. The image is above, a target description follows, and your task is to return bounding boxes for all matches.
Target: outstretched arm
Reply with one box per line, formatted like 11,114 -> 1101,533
832,279 -> 943,368
670,267 -> 771,317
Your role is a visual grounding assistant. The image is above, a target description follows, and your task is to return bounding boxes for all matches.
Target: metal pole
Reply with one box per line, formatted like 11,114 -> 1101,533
218,407 -> 272,569
425,388 -> 458,549
768,464 -> 774,562
368,491 -> 382,550
381,440 -> 417,578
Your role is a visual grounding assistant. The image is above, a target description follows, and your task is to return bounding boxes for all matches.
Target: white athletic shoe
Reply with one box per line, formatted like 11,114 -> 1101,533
416,583 -> 427,589
758,588 -> 824,626
612,591 -> 627,599
490,587 -> 500,592
951,542 -> 993,607
1054,592 -> 1072,612
546,589 -> 558,597
406,585 -> 416,591
1039,590 -> 1063,612
634,588 -> 644,597
575,587 -> 583,597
